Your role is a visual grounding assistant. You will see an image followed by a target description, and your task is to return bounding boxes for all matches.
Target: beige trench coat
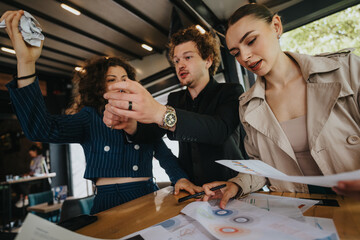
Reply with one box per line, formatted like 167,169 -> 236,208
230,49 -> 360,194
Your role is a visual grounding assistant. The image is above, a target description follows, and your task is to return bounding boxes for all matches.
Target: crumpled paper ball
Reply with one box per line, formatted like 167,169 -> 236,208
0,11 -> 44,47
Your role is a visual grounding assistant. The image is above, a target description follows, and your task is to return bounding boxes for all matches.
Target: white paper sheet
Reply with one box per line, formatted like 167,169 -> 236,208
181,200 -> 334,240
304,217 -> 339,240
242,193 -> 319,213
240,193 -> 319,221
217,160 -> 360,187
120,225 -> 177,240
15,214 -> 104,240
156,215 -> 216,240
16,213 -> 174,240
120,214 -> 214,240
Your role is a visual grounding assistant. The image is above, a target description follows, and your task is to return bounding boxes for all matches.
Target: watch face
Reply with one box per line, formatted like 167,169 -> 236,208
165,112 -> 177,127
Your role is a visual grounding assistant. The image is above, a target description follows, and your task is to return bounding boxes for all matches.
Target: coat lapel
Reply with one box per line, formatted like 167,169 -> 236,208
243,80 -> 297,161
242,51 -> 347,161
307,81 -> 342,150
286,51 -> 343,150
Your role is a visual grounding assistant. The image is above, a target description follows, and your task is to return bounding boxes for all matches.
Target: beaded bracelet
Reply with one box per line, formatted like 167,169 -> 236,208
14,73 -> 36,80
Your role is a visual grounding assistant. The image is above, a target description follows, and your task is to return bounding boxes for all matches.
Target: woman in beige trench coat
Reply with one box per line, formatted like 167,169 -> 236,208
202,3 -> 360,209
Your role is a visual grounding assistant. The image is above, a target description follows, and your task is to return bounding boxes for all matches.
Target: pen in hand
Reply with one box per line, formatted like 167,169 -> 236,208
178,184 -> 227,203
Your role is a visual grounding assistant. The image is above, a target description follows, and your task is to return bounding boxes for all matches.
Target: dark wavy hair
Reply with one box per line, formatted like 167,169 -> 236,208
66,56 -> 136,115
168,25 -> 221,76
28,145 -> 41,155
227,3 -> 274,31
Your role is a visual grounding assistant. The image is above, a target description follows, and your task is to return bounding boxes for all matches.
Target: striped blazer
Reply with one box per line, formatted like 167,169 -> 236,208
7,79 -> 188,183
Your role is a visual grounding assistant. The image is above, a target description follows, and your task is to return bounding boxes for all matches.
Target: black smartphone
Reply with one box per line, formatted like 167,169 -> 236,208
301,198 -> 340,207
314,198 -> 340,207
57,214 -> 98,231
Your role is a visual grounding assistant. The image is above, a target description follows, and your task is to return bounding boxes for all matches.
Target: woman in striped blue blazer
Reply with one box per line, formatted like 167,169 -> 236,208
2,10 -> 198,214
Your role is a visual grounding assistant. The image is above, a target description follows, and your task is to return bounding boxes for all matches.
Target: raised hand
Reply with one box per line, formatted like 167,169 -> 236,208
103,80 -> 166,126
1,10 -> 43,64
1,10 -> 43,87
103,104 -> 138,135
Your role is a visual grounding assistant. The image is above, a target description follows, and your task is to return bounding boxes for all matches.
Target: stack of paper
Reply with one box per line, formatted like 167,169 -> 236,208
16,194 -> 339,240
181,199 -> 338,240
122,193 -> 339,239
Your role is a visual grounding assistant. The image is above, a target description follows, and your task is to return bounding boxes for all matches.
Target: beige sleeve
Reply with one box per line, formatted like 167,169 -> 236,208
229,173 -> 266,196
232,100 -> 267,196
348,54 -> 360,112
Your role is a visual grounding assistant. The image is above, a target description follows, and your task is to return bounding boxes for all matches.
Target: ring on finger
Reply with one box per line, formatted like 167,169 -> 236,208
128,101 -> 132,110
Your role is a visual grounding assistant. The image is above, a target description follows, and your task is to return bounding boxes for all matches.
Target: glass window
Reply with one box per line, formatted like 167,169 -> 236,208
281,4 -> 360,55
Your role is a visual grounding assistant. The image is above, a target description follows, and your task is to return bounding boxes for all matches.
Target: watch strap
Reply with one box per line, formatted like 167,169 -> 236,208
159,105 -> 176,129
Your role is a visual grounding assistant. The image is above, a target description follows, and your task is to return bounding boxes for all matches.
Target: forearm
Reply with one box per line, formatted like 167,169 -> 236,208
7,79 -> 86,143
129,122 -> 166,143
170,109 -> 239,145
17,61 -> 36,88
229,173 -> 266,196
163,166 -> 189,185
154,139 -> 189,184
159,158 -> 189,184
1,10 -> 42,88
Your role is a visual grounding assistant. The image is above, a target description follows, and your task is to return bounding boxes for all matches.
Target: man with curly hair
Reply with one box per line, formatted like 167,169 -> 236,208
104,26 -> 246,196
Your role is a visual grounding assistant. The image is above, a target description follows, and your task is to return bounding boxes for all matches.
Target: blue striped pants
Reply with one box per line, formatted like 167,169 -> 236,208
91,179 -> 159,215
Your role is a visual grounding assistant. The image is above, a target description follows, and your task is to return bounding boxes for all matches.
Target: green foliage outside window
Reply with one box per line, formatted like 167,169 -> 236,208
281,4 -> 360,56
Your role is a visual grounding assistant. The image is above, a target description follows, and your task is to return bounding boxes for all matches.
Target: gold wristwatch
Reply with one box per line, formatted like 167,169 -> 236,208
160,105 -> 177,129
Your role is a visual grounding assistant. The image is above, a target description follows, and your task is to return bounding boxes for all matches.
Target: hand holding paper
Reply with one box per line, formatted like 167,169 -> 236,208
0,10 -> 43,86
333,179 -> 360,200
0,10 -> 44,47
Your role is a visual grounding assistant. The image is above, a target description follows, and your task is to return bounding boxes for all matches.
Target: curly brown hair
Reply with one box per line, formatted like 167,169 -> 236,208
168,26 -> 221,76
66,56 -> 136,115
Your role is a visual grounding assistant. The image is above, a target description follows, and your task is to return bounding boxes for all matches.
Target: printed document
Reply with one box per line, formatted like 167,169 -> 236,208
217,160 -> 360,187
181,200 -> 335,240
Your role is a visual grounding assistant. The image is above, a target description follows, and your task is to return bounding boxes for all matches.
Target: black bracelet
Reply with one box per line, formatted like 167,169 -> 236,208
14,73 -> 36,80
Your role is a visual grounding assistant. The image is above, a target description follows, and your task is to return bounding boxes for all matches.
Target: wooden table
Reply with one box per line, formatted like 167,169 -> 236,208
27,202 -> 62,214
77,187 -> 360,240
0,173 -> 56,232
0,173 -> 56,186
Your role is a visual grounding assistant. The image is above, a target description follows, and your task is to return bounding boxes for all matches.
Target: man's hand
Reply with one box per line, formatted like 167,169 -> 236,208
103,80 -> 166,125
174,178 -> 202,195
202,181 -> 240,209
333,180 -> 360,200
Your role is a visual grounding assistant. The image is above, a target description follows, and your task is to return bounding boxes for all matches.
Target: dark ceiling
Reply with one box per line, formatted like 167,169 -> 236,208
0,0 -> 358,82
